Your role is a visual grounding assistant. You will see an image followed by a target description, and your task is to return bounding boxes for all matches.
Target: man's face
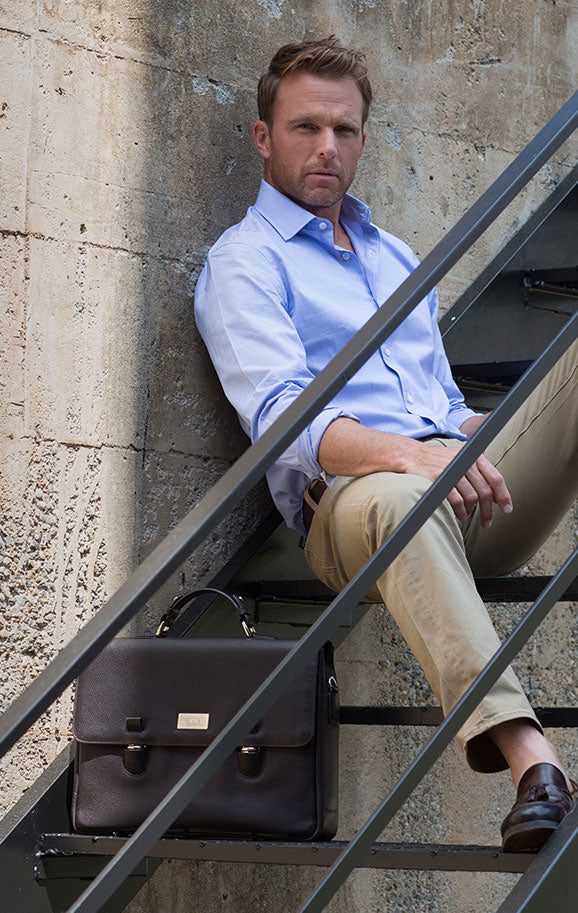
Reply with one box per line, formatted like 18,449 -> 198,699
253,71 -> 366,219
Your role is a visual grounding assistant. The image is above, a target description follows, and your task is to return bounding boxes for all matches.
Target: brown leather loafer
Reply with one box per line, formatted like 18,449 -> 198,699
501,763 -> 576,853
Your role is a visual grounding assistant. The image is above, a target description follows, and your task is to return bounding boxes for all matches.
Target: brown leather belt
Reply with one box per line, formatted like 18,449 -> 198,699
302,479 -> 328,533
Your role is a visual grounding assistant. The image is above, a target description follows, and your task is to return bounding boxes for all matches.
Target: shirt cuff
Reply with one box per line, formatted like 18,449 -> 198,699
300,407 -> 360,479
448,405 -> 484,430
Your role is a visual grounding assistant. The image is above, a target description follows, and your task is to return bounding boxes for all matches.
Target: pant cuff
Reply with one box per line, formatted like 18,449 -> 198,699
461,709 -> 543,773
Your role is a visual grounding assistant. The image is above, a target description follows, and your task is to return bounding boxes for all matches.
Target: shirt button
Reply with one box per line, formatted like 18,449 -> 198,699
368,250 -> 374,257
384,347 -> 392,357
342,252 -> 350,260
319,221 -> 328,230
407,394 -> 415,403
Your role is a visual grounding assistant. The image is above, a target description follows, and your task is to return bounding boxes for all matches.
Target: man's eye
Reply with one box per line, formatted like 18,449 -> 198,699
297,123 -> 314,130
337,126 -> 355,133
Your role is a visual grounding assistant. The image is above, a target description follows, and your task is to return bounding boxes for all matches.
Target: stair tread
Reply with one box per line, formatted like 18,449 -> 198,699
339,705 -> 578,727
234,575 -> 578,605
40,833 -> 536,874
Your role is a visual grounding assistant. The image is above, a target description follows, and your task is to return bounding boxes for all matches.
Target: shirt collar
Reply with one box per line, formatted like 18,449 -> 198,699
254,179 -> 372,241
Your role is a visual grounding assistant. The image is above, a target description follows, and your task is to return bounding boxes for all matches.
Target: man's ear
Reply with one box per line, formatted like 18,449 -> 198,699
253,120 -> 271,160
359,130 -> 366,159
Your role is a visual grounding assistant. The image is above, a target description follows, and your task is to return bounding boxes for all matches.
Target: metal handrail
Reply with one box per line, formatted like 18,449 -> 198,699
0,90 -> 576,913
439,161 -> 578,339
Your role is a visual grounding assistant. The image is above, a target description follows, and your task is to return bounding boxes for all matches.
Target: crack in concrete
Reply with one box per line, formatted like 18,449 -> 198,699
20,435 -> 232,466
468,56 -> 503,66
29,167 -> 202,204
1,228 -> 204,268
0,26 -> 32,40
3,25 -> 250,94
367,120 -> 576,165
370,118 -> 517,156
0,228 -> 29,239
33,30 -> 249,93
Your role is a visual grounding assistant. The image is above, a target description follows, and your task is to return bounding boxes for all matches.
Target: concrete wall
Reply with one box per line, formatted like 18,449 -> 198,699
0,1 -> 576,911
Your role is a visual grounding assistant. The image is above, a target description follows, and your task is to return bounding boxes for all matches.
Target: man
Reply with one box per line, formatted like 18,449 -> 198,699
195,36 -> 576,850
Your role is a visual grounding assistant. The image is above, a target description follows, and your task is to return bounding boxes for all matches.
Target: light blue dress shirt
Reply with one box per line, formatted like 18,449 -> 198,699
195,180 -> 478,535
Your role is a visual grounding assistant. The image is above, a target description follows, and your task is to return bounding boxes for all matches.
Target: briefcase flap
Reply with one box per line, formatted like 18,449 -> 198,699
73,637 -> 322,750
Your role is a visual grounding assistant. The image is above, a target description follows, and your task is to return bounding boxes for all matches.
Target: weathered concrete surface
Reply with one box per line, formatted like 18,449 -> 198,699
0,30 -> 31,232
0,1 -> 576,911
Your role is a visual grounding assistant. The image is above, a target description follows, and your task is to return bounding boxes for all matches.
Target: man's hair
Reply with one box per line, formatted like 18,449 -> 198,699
258,36 -> 372,126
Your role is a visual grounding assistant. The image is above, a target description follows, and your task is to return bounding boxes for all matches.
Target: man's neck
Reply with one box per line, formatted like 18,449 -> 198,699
263,178 -> 355,252
333,219 -> 355,252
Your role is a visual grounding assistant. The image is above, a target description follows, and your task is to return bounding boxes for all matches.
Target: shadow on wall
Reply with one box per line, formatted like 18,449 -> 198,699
129,4 -> 289,628
127,3 -> 402,628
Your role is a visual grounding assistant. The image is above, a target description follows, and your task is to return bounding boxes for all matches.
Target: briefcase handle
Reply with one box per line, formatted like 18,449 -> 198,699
155,587 -> 257,639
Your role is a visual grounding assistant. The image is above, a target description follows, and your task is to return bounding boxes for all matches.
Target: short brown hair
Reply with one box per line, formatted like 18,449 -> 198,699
258,36 -> 372,126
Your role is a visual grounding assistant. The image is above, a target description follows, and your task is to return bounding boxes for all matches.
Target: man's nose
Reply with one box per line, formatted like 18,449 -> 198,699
315,129 -> 337,159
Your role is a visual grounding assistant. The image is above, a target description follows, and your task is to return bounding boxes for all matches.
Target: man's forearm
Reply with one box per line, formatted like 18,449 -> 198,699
317,417 -> 423,477
317,414 -> 512,530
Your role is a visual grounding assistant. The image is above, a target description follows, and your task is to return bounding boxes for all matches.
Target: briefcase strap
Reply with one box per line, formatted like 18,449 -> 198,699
155,587 -> 256,639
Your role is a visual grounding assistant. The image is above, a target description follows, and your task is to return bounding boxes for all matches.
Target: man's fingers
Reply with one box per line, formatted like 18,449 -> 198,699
447,486 -> 470,522
415,442 -> 512,529
454,477 -> 480,517
461,466 -> 493,527
464,456 -> 513,529
476,455 -> 513,514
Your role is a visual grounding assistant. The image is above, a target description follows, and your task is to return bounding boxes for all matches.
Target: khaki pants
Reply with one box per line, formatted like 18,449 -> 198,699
304,338 -> 578,772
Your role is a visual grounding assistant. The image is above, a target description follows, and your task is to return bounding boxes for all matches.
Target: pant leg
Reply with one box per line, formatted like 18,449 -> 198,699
463,335 -> 578,574
304,464 -> 539,773
304,337 -> 577,773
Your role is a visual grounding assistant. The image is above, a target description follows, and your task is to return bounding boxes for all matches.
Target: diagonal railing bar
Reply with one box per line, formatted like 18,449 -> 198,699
0,92 -> 576,763
299,548 -> 578,913
440,162 -> 578,339
63,315 -> 576,913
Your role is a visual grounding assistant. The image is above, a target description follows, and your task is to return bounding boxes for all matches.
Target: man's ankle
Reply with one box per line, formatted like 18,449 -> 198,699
488,719 -> 570,789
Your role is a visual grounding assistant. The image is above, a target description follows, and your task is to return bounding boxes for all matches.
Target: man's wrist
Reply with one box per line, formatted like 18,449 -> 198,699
460,413 -> 489,439
388,436 -> 423,474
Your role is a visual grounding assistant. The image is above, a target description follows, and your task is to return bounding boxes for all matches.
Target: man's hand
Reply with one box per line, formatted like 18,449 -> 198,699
400,439 -> 512,529
317,416 -> 513,529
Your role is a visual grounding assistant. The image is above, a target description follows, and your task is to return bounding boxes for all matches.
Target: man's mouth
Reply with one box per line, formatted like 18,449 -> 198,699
308,170 -> 339,179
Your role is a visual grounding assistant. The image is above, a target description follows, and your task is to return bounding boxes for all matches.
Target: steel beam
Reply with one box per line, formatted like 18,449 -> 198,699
339,706 -> 578,728
39,835 -> 535,875
235,575 -> 578,605
439,163 -> 578,336
0,751 -> 72,913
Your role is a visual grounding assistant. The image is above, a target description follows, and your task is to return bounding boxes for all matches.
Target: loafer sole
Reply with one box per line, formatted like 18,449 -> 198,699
502,819 -> 558,853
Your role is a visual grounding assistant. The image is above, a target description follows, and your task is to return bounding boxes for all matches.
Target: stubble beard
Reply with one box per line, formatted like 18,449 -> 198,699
269,162 -> 351,213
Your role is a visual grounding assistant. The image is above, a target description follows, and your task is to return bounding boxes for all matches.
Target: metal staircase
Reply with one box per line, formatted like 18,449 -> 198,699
1,95 -> 577,913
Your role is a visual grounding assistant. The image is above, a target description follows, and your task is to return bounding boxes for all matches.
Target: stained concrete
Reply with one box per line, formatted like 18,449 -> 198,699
0,1 -> 576,911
